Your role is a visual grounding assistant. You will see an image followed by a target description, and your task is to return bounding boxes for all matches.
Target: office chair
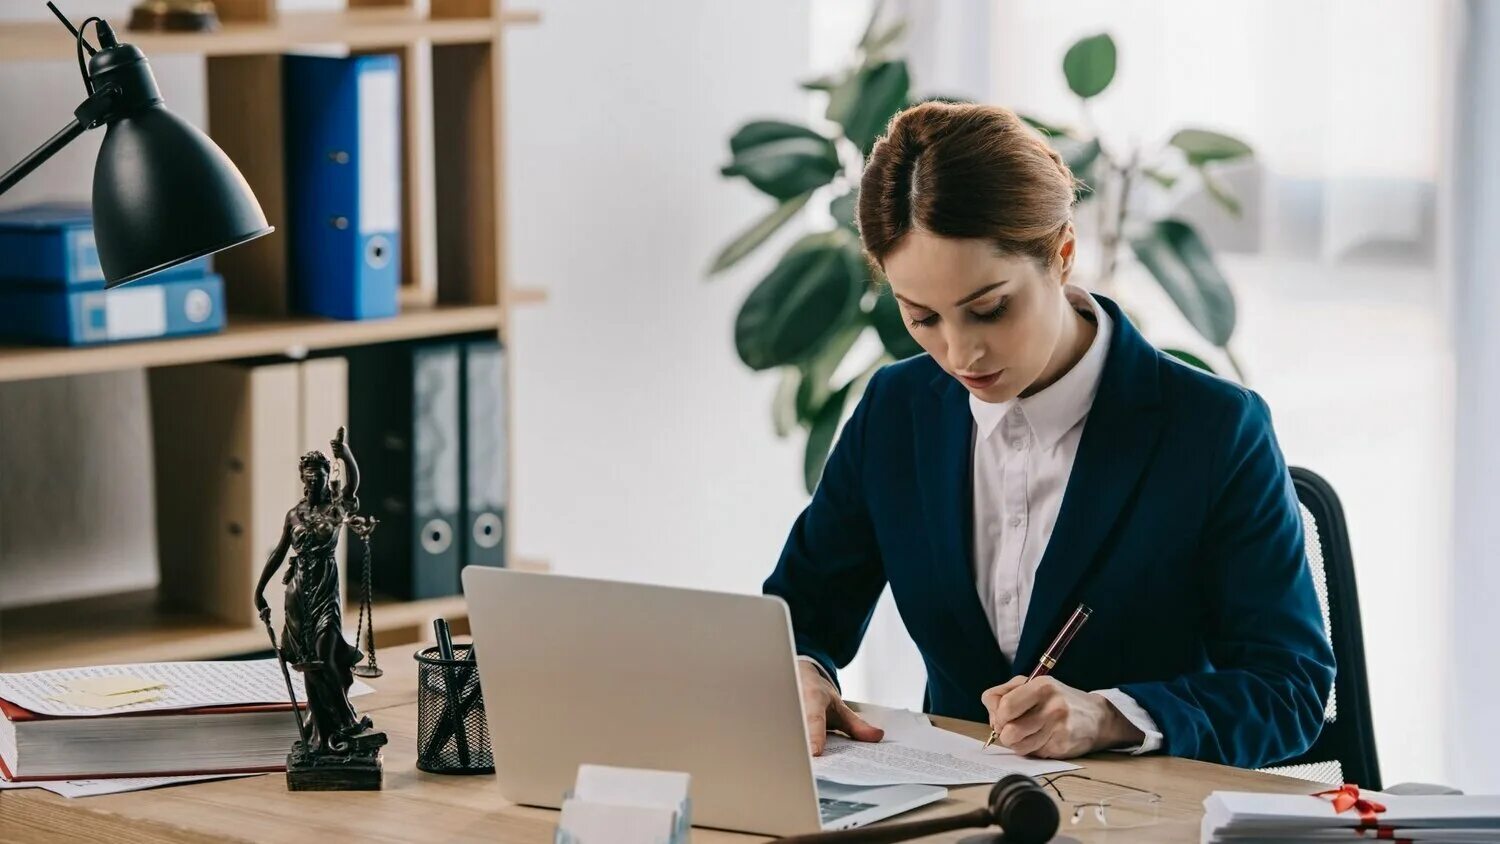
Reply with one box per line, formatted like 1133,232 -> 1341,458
1259,467 -> 1382,790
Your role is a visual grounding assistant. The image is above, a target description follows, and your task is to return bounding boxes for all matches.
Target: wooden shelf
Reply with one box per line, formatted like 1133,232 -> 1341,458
0,590 -> 451,673
0,304 -> 500,384
508,286 -> 549,306
0,557 -> 551,673
0,8 -> 537,63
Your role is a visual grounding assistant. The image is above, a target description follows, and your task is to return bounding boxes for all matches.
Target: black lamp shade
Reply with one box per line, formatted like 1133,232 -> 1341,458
93,104 -> 272,287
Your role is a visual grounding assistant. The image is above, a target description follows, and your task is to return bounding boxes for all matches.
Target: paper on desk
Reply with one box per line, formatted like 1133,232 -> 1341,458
47,689 -> 166,710
63,675 -> 167,697
0,660 -> 373,718
813,710 -> 1077,786
0,773 -> 262,798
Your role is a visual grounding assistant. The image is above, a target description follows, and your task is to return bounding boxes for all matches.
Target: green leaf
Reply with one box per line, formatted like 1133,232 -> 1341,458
1129,218 -> 1237,346
795,321 -> 864,423
1021,114 -> 1073,138
831,189 -> 858,234
1062,33 -> 1116,99
800,73 -> 840,93
1162,348 -> 1216,374
857,0 -> 889,50
721,136 -> 842,200
1197,167 -> 1243,218
1169,128 -> 1253,166
836,60 -> 911,154
867,288 -> 924,360
729,120 -> 829,156
862,20 -> 907,56
803,382 -> 853,494
734,232 -> 864,370
1054,136 -> 1101,177
1142,167 -> 1178,190
708,192 -> 813,275
772,367 -> 801,437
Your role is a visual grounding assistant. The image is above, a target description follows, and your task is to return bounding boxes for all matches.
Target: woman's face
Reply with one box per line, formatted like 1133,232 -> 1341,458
301,465 -> 327,491
881,229 -> 1074,403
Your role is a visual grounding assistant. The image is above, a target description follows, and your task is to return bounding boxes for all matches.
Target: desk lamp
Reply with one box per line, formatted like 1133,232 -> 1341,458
0,3 -> 271,287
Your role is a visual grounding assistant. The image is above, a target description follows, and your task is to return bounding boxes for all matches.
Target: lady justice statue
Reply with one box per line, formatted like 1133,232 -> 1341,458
255,426 -> 388,790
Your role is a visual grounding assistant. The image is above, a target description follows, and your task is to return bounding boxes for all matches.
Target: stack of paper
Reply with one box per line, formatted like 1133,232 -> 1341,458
811,703 -> 1078,788
1203,791 -> 1500,843
0,660 -> 373,783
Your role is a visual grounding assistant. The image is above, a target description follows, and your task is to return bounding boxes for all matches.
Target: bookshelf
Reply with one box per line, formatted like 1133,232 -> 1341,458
0,0 -> 541,671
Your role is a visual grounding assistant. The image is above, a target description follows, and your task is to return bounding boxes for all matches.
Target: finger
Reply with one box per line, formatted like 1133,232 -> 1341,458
1011,721 -> 1058,758
831,700 -> 885,743
992,677 -> 1058,727
997,709 -> 1052,749
806,709 -> 828,756
980,676 -> 1028,714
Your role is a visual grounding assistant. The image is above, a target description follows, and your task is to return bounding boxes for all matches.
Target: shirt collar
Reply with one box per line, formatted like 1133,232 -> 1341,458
969,285 -> 1113,449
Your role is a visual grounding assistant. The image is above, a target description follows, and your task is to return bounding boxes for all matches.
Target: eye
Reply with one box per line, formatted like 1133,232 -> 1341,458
971,298 -> 1009,322
907,311 -> 939,328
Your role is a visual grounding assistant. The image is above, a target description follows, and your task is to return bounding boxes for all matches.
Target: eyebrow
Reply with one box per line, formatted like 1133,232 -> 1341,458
894,281 -> 1009,311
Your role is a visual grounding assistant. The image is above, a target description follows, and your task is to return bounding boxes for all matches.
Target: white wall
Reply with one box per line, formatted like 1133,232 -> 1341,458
503,0 -> 814,595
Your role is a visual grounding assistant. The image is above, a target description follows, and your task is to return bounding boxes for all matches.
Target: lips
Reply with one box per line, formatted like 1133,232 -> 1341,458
957,370 -> 1003,390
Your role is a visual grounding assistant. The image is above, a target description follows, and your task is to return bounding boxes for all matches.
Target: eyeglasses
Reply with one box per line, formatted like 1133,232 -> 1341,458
1040,773 -> 1163,830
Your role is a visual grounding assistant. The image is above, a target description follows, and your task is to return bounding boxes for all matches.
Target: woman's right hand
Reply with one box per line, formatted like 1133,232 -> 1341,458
797,659 -> 884,756
254,593 -> 270,624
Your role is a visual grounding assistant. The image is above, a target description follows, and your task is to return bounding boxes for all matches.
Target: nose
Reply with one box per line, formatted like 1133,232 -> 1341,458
945,324 -> 987,372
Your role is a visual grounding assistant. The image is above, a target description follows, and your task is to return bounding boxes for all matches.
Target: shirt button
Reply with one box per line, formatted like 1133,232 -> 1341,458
1008,514 -> 1023,528
1011,438 -> 1027,450
999,593 -> 1014,606
1010,406 -> 1023,418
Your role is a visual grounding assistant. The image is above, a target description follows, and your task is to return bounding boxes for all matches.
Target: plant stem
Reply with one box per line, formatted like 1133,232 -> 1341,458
1223,343 -> 1248,383
1096,150 -> 1137,294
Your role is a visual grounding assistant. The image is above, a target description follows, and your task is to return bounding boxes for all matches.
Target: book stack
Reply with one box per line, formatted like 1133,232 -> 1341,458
0,660 -> 372,783
0,201 -> 225,346
1203,789 -> 1500,843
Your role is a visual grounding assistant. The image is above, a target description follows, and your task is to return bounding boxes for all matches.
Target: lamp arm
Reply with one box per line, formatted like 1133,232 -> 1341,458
0,84 -> 123,198
0,118 -> 86,198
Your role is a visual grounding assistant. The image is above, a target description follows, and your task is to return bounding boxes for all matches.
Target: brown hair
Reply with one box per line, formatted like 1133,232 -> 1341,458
857,102 -> 1077,270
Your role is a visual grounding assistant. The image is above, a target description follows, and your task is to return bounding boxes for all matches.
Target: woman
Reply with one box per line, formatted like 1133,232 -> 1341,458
254,427 -> 378,754
763,103 -> 1333,769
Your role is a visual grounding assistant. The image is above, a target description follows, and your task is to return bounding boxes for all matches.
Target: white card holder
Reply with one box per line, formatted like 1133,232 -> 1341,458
553,765 -> 692,844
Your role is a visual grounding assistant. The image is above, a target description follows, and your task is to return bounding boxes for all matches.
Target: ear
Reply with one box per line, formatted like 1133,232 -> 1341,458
1055,223 -> 1076,285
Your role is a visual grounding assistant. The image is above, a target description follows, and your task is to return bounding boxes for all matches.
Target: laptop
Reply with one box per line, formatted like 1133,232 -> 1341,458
461,567 -> 947,837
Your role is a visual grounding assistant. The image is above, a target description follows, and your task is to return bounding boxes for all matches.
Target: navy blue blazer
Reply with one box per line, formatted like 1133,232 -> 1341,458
764,295 -> 1335,769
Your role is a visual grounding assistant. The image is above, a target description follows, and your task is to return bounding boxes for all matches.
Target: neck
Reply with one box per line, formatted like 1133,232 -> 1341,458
1021,290 -> 1095,397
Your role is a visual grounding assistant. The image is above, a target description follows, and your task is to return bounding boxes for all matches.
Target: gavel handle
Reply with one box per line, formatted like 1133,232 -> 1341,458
776,807 -> 993,843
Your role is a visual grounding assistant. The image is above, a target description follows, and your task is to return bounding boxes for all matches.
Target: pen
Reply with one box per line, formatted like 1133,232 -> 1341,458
982,603 -> 1093,751
433,618 -> 472,767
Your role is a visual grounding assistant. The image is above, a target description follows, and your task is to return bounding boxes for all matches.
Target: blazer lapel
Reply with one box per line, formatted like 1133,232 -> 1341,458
1014,296 -> 1166,670
914,371 -> 1008,676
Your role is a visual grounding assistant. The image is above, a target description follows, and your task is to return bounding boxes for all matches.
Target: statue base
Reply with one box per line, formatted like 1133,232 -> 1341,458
285,733 -> 389,791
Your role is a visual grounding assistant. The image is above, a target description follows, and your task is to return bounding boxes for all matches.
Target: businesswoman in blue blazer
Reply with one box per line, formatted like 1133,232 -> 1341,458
763,102 -> 1334,769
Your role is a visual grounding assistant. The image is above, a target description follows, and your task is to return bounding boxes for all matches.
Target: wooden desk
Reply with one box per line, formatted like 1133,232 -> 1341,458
0,648 -> 1321,843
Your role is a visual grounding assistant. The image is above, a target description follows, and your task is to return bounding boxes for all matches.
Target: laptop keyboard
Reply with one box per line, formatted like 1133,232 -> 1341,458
819,796 -> 878,824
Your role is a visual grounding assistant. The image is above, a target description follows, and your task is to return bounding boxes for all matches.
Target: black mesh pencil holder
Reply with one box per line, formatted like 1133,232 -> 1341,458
414,644 -> 494,775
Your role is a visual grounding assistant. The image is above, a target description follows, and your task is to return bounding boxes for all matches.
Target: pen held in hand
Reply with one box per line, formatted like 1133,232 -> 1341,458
982,603 -> 1093,751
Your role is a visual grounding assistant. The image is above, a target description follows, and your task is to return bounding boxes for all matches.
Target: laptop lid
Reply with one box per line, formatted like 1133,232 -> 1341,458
461,567 -> 825,836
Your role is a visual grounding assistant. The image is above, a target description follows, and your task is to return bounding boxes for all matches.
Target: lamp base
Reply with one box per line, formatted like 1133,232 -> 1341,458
128,1 -> 220,33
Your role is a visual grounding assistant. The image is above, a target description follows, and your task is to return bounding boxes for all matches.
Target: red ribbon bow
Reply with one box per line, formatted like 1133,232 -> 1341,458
1315,784 -> 1388,826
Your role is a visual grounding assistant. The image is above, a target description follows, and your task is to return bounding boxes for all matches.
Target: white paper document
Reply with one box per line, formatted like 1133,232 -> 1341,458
1203,791 -> 1500,843
0,773 -> 261,798
0,661 -> 373,718
811,704 -> 1078,787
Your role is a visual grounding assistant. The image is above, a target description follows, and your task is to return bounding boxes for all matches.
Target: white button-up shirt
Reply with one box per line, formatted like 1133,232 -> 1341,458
969,285 -> 1162,753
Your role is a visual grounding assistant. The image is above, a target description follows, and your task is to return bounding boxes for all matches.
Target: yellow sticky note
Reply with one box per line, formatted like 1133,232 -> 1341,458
49,689 -> 165,709
63,675 -> 168,697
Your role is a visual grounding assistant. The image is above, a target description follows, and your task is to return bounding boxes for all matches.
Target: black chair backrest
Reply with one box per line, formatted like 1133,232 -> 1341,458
1258,467 -> 1382,789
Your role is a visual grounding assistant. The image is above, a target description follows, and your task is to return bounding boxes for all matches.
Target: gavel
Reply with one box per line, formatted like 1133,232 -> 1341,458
777,774 -> 1060,843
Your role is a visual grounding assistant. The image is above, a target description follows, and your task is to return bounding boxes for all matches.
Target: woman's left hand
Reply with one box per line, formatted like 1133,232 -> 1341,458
981,675 -> 1144,758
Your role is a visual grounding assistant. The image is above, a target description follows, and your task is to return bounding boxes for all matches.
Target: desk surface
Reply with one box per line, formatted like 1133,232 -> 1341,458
0,646 -> 1320,843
